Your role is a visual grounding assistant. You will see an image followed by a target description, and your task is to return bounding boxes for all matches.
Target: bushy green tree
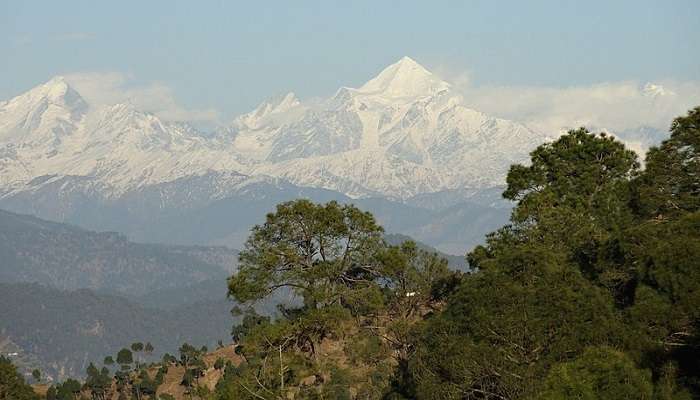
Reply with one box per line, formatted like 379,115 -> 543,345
144,342 -> 154,356
133,369 -> 157,399
499,129 -> 640,299
84,363 -> 111,400
503,128 -> 639,224
633,106 -> 700,218
161,353 -> 177,365
225,200 -> 461,398
178,343 -> 200,368
130,342 -> 144,370
409,248 -> 624,399
229,199 -> 389,362
0,356 -> 38,400
406,115 -> 700,398
46,386 -> 57,400
538,346 -> 653,400
55,378 -> 81,400
116,348 -> 133,370
130,342 -> 143,353
229,200 -> 384,309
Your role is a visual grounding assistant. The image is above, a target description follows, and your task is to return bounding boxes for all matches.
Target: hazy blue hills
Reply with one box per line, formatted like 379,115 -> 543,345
0,282 -> 234,381
0,208 -> 237,297
0,208 -> 469,381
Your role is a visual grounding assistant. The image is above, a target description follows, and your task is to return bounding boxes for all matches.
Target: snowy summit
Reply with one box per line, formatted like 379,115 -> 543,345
0,57 -> 551,200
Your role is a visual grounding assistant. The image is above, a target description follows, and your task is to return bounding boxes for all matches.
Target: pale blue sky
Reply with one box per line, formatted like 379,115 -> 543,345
2,1 -> 699,121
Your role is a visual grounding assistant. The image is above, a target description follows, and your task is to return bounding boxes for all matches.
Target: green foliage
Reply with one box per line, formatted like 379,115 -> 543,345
377,241 -> 456,317
497,130 -> 640,296
345,333 -> 390,367
178,342 -> 202,368
503,128 -> 639,212
406,112 -> 700,399
410,248 -> 625,399
55,378 -> 81,400
633,106 -> 700,218
0,356 -> 38,400
133,369 -> 157,398
177,342 -> 207,392
161,353 -> 177,365
116,348 -> 133,367
503,128 -> 638,243
625,213 -> 700,319
214,109 -> 700,398
155,365 -> 167,386
130,342 -> 144,353
84,363 -> 111,400
538,346 -> 653,400
655,363 -> 694,400
46,386 -> 57,400
229,199 -> 384,309
317,366 -> 353,400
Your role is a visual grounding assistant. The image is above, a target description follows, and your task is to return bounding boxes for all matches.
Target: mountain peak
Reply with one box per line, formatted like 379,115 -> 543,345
235,92 -> 301,129
358,56 -> 450,98
2,76 -> 87,115
40,76 -> 72,100
23,76 -> 87,110
46,75 -> 68,86
642,82 -> 675,98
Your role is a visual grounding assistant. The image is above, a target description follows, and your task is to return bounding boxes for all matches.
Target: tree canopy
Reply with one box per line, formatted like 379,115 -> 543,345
0,356 -> 38,400
406,108 -> 700,399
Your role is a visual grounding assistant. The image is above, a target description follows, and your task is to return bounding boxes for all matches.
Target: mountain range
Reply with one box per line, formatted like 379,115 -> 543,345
0,57 -> 665,254
0,57 -> 550,197
0,58 -> 528,253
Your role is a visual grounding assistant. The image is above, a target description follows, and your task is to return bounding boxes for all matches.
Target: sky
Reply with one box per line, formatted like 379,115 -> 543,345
1,1 -> 699,129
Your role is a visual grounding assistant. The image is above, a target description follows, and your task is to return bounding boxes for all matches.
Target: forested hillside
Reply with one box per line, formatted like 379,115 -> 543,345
0,283 -> 234,381
0,209 -> 464,383
0,209 -> 237,296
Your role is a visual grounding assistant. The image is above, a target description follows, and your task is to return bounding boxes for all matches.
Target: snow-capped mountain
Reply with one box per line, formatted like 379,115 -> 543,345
229,56 -> 551,198
0,57 -> 550,200
0,77 -> 249,195
0,57 -> 556,252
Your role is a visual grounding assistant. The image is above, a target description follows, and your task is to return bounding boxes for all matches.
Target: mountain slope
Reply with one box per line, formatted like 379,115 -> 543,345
0,282 -> 234,381
0,175 -> 508,254
0,208 -> 237,297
